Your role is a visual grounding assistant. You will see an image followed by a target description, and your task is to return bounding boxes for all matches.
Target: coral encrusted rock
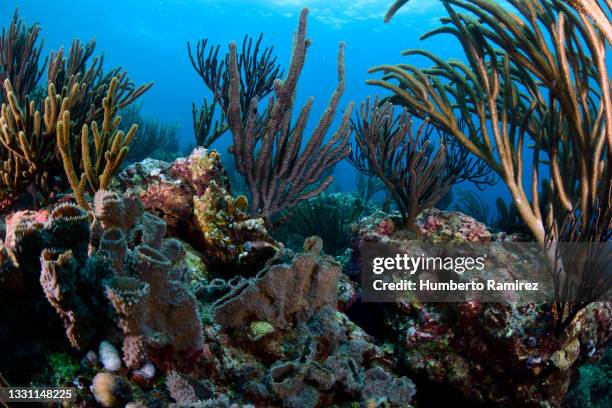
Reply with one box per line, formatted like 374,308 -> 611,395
116,147 -> 278,273
347,208 -> 612,407
208,306 -> 416,407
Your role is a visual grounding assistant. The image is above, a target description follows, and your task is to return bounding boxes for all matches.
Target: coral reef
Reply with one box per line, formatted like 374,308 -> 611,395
0,4 -> 608,408
193,179 -> 275,272
0,79 -> 61,205
116,147 -> 278,274
46,37 -> 152,130
451,190 -> 493,228
190,97 -> 227,149
567,347 -> 612,408
116,148 -> 226,246
220,8 -> 353,220
207,304 -> 415,407
356,171 -> 386,206
93,191 -> 205,367
91,372 -> 132,407
384,0 -> 410,23
347,209 -> 611,406
566,1 -> 612,46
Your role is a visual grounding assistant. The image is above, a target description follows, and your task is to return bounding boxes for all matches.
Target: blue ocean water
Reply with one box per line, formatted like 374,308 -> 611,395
0,0 -> 512,212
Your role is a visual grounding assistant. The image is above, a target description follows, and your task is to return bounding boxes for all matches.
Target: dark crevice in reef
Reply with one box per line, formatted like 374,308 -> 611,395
345,301 -> 390,343
410,375 -> 483,408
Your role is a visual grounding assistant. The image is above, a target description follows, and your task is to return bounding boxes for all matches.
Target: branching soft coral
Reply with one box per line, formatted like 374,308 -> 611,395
187,33 -> 283,147
221,9 -> 353,220
369,0 -> 611,245
57,77 -> 138,208
0,11 -> 151,208
0,10 -> 46,103
350,97 -> 452,230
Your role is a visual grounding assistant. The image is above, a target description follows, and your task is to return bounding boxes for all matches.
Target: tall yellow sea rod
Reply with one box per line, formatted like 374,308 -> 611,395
57,77 -> 138,208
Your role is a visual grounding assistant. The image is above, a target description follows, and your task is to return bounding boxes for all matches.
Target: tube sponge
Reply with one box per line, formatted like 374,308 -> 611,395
47,203 -> 90,262
139,212 -> 167,249
40,248 -> 93,349
104,277 -> 150,369
93,190 -> 144,231
99,228 -> 128,274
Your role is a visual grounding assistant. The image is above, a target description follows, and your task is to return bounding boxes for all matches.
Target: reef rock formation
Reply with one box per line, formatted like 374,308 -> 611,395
116,147 -> 277,274
213,236 -> 340,330
347,208 -> 612,406
179,237 -> 417,407
202,304 -> 415,407
261,307 -> 415,407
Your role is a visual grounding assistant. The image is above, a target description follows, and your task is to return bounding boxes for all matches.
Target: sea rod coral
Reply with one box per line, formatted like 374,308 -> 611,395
187,33 -> 283,147
57,77 -> 138,208
0,10 -> 46,103
0,10 -> 151,208
370,0 -> 611,245
219,8 -> 354,220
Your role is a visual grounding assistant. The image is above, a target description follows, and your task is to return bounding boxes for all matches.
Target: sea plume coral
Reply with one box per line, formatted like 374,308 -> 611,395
350,97 -> 452,230
187,33 -> 283,147
0,10 -> 46,104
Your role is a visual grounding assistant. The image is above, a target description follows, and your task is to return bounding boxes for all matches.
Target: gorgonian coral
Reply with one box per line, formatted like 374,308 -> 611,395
370,0 -> 611,245
0,10 -> 151,208
221,9 -> 353,221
